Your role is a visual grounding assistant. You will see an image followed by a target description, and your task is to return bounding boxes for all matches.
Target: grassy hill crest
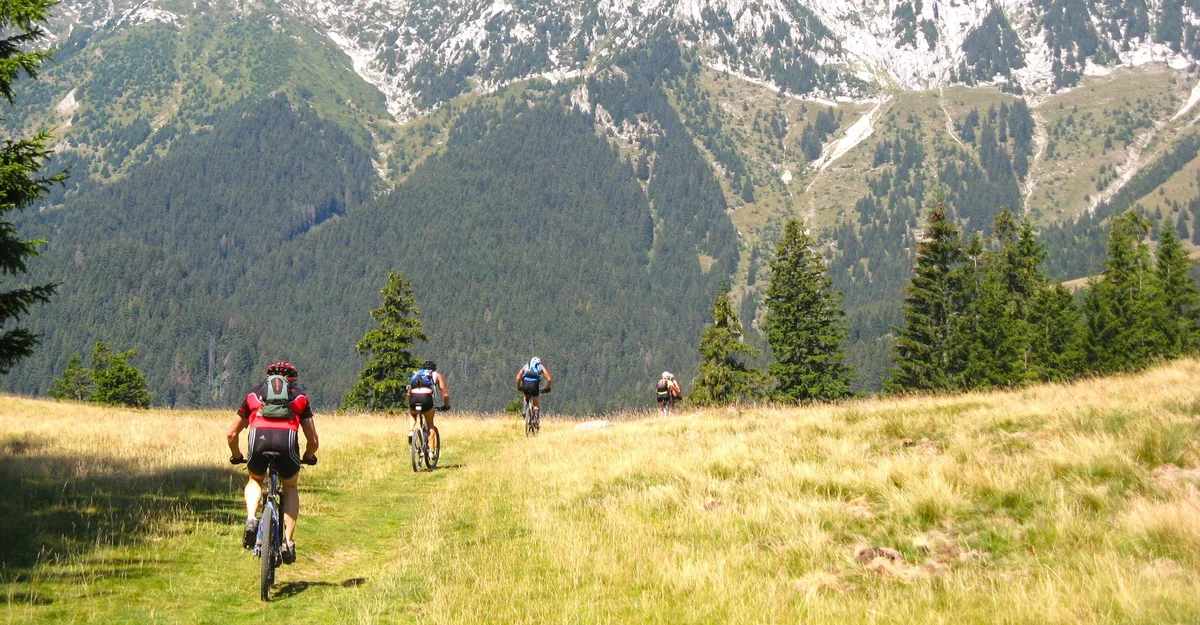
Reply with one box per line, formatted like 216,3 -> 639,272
3,359 -> 1199,622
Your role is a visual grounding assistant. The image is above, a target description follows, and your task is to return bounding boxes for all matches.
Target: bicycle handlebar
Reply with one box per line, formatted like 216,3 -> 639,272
439,405 -> 451,412
230,455 -> 317,465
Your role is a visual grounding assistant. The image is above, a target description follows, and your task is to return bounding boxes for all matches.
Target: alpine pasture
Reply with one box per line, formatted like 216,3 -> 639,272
3,360 -> 1200,624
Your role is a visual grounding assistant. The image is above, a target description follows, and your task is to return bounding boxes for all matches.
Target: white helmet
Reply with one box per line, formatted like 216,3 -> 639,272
662,371 -> 674,379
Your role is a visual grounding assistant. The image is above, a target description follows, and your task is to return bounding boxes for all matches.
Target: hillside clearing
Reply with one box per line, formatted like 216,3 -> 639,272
5,360 -> 1200,623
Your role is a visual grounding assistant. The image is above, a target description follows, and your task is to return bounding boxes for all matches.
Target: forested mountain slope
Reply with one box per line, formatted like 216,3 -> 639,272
9,0 -> 1200,407
10,96 -> 380,407
12,46 -> 737,411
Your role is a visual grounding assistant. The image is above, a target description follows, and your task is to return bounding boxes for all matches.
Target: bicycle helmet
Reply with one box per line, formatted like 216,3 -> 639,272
267,361 -> 298,378
422,360 -> 437,371
662,371 -> 674,380
530,356 -> 541,366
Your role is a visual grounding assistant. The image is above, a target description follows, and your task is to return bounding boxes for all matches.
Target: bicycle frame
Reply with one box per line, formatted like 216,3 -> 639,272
253,457 -> 282,561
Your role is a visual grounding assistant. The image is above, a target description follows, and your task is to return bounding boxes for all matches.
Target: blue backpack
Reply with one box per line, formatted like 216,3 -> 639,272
522,361 -> 542,382
410,368 -> 436,389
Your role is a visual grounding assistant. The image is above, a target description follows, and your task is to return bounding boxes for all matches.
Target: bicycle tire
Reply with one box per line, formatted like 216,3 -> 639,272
410,428 -> 425,472
259,506 -> 276,601
427,425 -> 440,468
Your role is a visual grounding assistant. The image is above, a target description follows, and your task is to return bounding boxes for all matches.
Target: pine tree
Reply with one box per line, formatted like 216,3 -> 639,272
90,343 -> 151,408
1029,284 -> 1085,381
691,287 -> 762,406
888,195 -> 965,392
1153,225 -> 1200,356
1083,210 -> 1165,373
342,271 -> 428,412
48,354 -> 92,401
0,0 -> 64,374
763,219 -> 853,402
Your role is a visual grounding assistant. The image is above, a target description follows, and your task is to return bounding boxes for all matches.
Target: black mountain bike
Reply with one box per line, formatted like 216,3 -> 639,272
411,404 -> 445,472
233,452 -> 316,601
521,387 -> 549,437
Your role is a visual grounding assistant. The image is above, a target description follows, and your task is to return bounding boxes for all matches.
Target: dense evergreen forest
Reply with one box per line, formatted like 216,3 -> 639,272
11,96 -> 379,407
9,15 -> 1200,411
12,42 -> 737,412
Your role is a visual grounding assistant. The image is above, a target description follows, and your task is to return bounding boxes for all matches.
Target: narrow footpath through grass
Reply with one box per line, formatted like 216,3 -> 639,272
0,400 -> 509,624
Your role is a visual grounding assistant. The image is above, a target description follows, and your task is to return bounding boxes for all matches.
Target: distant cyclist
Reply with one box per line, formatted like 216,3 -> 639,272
516,357 -> 552,418
656,371 -> 682,416
408,360 -> 450,447
227,361 -> 319,565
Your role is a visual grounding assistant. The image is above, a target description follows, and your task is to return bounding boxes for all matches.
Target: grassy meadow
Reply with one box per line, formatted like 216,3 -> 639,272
4,361 -> 1200,623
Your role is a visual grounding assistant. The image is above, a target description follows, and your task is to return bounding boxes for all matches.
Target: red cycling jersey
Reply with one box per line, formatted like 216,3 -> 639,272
237,380 -> 314,430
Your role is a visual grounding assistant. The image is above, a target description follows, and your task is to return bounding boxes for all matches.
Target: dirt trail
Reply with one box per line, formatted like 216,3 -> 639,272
1023,110 -> 1049,208
939,87 -> 966,151
0,413 -> 510,624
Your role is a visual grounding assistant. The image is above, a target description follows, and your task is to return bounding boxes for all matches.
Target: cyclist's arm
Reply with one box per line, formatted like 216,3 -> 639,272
436,372 -> 451,409
300,417 -> 319,459
542,367 -> 553,391
227,416 -> 248,458
515,368 -> 524,389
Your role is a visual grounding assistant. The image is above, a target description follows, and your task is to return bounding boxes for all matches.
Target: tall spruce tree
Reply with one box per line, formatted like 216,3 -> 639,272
1153,225 -> 1200,356
691,287 -> 762,406
888,195 -> 965,393
1083,210 -> 1165,373
1029,284 -> 1085,381
0,0 -> 64,374
762,219 -> 853,402
90,343 -> 151,408
950,210 -> 1061,389
48,354 -> 92,401
342,271 -> 428,412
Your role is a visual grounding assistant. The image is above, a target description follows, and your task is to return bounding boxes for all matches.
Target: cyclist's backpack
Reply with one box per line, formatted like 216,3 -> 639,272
522,360 -> 542,381
259,374 -> 293,419
656,379 -> 670,393
410,368 -> 435,389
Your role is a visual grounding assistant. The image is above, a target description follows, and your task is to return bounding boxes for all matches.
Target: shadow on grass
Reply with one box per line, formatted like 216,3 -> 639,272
273,577 -> 366,600
5,590 -> 53,605
0,434 -> 243,573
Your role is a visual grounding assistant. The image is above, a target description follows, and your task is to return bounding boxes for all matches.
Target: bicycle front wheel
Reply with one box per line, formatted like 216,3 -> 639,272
259,507 -> 276,601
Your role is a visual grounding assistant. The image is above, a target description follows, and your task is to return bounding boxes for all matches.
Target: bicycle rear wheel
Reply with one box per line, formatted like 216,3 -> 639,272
426,425 -> 440,468
410,427 -> 426,472
259,506 -> 276,601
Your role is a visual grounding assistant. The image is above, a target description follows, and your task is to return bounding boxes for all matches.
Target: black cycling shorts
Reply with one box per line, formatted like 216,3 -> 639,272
409,392 -> 435,412
656,391 -> 671,402
520,379 -> 540,397
247,428 -> 302,479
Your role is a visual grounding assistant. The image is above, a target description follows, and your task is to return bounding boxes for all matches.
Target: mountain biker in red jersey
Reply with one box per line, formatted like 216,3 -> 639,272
226,361 -> 319,565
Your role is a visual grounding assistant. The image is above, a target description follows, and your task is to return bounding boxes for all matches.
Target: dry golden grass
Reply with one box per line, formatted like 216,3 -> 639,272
368,361 -> 1200,624
4,361 -> 1200,623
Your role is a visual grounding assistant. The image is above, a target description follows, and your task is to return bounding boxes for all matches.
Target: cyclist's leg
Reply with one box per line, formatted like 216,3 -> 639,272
427,410 -> 438,448
280,474 -> 300,542
244,473 -> 265,517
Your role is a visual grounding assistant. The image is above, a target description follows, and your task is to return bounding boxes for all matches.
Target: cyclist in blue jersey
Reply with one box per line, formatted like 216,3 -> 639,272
515,357 -> 553,415
407,360 -> 450,447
